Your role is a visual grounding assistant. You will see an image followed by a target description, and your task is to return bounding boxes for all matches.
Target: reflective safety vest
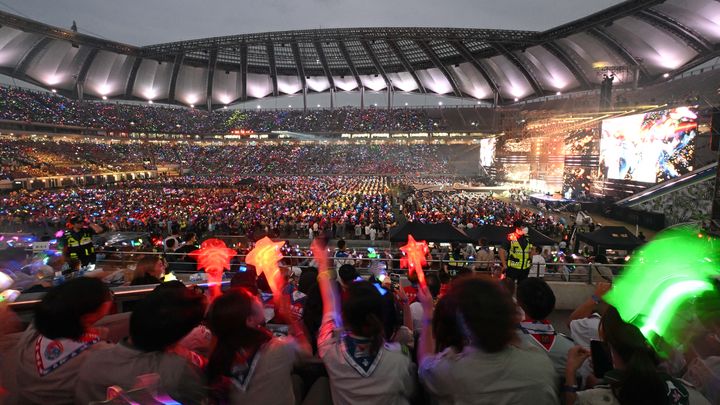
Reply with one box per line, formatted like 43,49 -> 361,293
448,253 -> 464,268
507,239 -> 533,271
63,231 -> 95,262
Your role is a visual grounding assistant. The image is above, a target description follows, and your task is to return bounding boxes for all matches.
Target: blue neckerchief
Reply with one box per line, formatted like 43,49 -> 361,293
341,334 -> 383,377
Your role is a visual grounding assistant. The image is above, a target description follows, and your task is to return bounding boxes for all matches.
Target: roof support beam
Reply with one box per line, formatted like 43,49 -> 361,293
240,44 -> 248,101
206,48 -> 218,110
14,36 -> 51,77
290,42 -> 306,91
167,53 -> 184,103
416,41 -> 463,98
291,42 -> 307,111
587,27 -> 650,79
386,39 -> 426,94
542,42 -> 592,89
75,48 -> 99,100
361,40 -> 392,92
266,41 -> 279,97
451,41 -> 499,97
635,10 -> 713,53
314,41 -> 335,92
492,44 -> 544,96
125,57 -> 142,98
337,41 -> 363,92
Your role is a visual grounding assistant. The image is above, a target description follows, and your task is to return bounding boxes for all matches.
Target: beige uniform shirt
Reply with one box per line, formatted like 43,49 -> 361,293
227,337 -> 305,404
12,326 -> 111,405
419,345 -> 559,405
74,341 -> 205,405
318,313 -> 415,405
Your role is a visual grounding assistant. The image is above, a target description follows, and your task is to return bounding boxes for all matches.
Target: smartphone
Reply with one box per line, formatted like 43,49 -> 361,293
390,273 -> 400,291
590,340 -> 613,378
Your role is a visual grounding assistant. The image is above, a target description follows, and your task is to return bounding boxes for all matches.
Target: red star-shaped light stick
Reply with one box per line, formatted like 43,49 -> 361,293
400,234 -> 429,288
246,237 -> 286,295
190,238 -> 236,299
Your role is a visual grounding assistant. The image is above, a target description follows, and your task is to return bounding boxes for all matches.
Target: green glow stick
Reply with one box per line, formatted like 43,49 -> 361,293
604,229 -> 719,352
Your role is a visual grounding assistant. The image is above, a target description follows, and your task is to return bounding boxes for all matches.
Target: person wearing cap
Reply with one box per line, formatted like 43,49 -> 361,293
499,221 -> 534,283
59,216 -> 105,269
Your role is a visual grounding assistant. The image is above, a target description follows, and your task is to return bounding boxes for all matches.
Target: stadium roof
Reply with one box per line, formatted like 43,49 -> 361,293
0,0 -> 718,108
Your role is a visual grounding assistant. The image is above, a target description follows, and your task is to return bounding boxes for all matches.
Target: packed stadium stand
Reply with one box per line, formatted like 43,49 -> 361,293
0,0 -> 719,404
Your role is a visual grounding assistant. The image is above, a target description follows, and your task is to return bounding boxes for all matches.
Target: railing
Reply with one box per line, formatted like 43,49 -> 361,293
6,248 -> 626,313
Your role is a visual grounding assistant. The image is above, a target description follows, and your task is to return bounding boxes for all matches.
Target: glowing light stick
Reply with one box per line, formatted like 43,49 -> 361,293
190,239 -> 236,299
400,235 -> 429,288
603,229 -> 719,354
246,237 -> 285,295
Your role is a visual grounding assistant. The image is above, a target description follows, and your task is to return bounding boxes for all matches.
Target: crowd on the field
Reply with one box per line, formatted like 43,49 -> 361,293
0,86 -> 440,135
402,191 -> 566,237
0,176 -> 397,240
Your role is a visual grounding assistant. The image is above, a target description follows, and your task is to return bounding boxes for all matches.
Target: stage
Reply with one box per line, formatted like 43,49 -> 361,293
529,193 -> 576,208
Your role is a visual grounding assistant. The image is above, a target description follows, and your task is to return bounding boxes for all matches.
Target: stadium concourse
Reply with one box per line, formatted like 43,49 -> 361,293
0,0 -> 720,403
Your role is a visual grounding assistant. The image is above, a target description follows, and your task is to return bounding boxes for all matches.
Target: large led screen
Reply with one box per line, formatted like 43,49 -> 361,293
599,107 -> 697,183
479,138 -> 496,167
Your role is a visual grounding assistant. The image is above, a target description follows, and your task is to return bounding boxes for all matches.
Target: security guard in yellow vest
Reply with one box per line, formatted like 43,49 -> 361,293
443,242 -> 466,276
60,216 -> 105,268
499,221 -> 534,283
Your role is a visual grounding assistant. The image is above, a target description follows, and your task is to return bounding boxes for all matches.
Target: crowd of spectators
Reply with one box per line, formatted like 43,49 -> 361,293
0,237 -> 715,404
403,191 -> 566,237
0,176 -> 397,240
0,138 -> 454,179
0,86 -> 440,135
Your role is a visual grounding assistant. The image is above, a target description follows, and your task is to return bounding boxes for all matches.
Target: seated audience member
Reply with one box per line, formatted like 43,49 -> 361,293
530,246 -> 546,277
206,287 -> 312,404
410,273 -> 441,332
130,255 -> 166,286
683,287 -> 720,403
312,241 -> 415,405
516,278 -> 574,377
568,282 -> 611,348
75,284 -> 206,404
418,276 -> 559,404
431,295 -> 464,354
565,306 -> 711,405
12,277 -> 113,405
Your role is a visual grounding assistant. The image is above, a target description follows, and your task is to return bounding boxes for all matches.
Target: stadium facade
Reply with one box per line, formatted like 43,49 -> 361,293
0,0 -> 718,109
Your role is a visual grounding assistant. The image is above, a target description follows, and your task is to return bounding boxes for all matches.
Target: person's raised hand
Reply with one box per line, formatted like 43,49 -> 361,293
417,284 -> 434,315
566,345 -> 591,373
310,238 -> 329,273
594,281 -> 611,298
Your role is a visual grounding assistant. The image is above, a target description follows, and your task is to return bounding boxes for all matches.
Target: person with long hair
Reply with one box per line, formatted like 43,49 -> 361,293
312,239 -> 415,405
130,255 -> 166,286
417,276 -> 558,404
206,287 -> 312,404
565,306 -> 711,405
12,277 -> 113,405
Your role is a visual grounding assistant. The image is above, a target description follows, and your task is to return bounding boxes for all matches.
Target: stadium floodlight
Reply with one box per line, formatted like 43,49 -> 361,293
438,101 -> 443,105
51,89 -> 57,93
663,73 -> 670,78
102,96 -> 108,100
148,100 -> 154,104
256,105 -> 261,109
477,101 -> 481,104
317,104 -> 321,108
190,104 -> 195,108
223,106 -> 228,109
513,97 -> 519,102
404,102 -> 408,106
556,91 -> 561,96
288,105 -> 292,108
373,103 -> 378,107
